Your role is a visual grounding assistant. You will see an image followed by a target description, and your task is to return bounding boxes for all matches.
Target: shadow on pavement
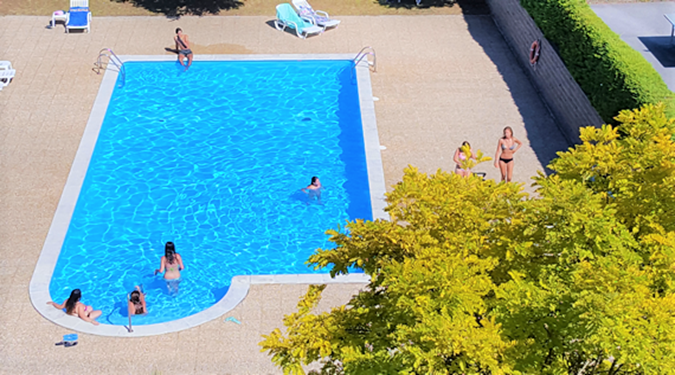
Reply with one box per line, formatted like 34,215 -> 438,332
264,20 -> 324,39
638,36 -> 675,68
112,0 -> 243,17
376,0 -> 489,14
376,0 -> 454,9
463,15 -> 572,173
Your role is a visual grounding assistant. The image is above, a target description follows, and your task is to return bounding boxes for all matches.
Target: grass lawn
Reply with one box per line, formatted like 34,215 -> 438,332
0,0 -> 488,17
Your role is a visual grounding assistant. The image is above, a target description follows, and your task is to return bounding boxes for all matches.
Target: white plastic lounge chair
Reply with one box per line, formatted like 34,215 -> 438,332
0,69 -> 16,91
291,0 -> 341,29
66,0 -> 91,33
275,3 -> 324,39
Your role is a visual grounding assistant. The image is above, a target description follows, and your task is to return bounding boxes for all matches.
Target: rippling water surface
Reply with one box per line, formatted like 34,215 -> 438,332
49,60 -> 371,325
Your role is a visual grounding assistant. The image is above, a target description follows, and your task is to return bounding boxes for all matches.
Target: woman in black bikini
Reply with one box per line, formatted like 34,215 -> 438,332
494,126 -> 522,182
47,289 -> 102,325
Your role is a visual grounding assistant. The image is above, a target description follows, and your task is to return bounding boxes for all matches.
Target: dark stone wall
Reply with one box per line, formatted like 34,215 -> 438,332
486,0 -> 604,143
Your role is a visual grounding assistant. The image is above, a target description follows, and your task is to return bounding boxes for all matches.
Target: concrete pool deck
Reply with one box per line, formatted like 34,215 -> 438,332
591,2 -> 675,92
0,14 -> 569,373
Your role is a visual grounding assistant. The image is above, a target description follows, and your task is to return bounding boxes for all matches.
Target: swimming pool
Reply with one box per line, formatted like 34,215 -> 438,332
31,56 -> 385,333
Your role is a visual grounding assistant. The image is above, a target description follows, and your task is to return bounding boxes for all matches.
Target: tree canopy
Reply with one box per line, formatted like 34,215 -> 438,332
260,104 -> 675,375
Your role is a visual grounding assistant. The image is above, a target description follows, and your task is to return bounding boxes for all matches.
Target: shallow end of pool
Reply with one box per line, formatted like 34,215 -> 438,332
31,273 -> 370,337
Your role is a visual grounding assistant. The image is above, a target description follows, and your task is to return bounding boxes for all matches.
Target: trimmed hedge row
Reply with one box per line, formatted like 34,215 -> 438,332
520,0 -> 675,122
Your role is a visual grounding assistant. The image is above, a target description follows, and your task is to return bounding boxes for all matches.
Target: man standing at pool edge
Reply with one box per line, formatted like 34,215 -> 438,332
174,28 -> 193,71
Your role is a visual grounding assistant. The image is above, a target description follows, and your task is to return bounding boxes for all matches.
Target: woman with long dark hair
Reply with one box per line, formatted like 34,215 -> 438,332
47,289 -> 102,325
155,241 -> 184,295
301,176 -> 322,202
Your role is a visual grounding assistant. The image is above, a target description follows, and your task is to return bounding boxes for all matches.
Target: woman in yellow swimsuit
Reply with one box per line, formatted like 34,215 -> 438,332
48,289 -> 102,325
155,242 -> 184,295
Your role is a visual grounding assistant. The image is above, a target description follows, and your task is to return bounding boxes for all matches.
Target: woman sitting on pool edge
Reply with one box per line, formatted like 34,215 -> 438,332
301,176 -> 322,202
47,289 -> 102,325
128,286 -> 147,316
155,241 -> 184,295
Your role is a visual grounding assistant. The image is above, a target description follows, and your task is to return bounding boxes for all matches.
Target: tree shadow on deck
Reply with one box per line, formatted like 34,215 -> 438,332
377,0 -> 489,14
112,0 -> 243,17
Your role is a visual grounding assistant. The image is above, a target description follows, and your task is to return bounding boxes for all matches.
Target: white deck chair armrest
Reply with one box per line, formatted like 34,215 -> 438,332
301,16 -> 316,26
315,10 -> 330,18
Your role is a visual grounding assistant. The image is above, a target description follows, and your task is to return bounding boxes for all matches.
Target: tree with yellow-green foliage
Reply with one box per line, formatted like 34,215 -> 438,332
260,104 -> 675,375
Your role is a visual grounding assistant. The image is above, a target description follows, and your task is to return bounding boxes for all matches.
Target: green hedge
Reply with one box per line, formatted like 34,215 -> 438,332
520,0 -> 675,122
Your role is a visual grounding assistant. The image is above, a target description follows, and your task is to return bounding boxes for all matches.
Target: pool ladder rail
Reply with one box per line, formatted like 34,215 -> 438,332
353,46 -> 376,72
93,48 -> 126,87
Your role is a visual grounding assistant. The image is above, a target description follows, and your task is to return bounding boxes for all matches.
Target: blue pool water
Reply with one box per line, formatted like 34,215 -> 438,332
49,60 -> 371,325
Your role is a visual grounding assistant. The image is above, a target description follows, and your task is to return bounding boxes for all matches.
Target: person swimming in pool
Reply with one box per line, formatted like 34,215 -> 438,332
301,176 -> 322,202
47,289 -> 102,326
155,242 -> 184,295
128,286 -> 147,316
174,28 -> 193,71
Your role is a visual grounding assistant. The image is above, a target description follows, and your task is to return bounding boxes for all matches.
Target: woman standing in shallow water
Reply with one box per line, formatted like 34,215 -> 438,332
301,176 -> 322,202
494,126 -> 522,182
155,242 -> 184,295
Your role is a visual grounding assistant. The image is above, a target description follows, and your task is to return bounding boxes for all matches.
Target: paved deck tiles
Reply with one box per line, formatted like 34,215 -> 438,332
0,14 -> 569,374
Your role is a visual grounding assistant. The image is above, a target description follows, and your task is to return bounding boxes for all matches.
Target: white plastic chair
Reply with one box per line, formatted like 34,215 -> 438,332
0,62 -> 16,91
291,0 -> 341,29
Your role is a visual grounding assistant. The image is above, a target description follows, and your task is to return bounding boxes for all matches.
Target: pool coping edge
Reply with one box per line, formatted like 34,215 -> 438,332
29,54 -> 385,337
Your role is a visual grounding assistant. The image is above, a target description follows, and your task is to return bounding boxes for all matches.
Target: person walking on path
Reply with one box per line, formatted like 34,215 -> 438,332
494,126 -> 522,182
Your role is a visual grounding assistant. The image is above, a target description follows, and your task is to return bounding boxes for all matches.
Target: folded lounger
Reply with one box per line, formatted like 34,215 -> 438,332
291,0 -> 341,29
0,62 -> 15,91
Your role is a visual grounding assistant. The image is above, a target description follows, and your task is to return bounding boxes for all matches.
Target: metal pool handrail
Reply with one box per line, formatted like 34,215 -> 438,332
353,46 -> 376,72
93,48 -> 126,86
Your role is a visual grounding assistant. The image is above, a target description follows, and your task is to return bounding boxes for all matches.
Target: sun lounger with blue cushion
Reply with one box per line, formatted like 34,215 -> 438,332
66,0 -> 91,33
274,3 -> 324,39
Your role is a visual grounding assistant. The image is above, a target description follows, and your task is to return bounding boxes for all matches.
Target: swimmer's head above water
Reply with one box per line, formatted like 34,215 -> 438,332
311,176 -> 320,186
130,290 -> 141,304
